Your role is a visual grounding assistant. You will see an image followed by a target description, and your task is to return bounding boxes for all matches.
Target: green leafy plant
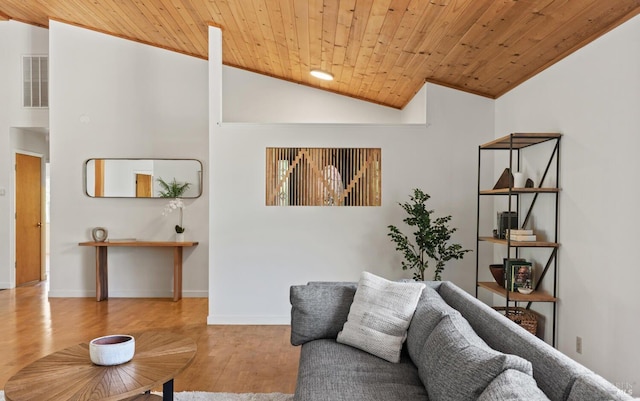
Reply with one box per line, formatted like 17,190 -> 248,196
157,177 -> 191,198
388,188 -> 471,281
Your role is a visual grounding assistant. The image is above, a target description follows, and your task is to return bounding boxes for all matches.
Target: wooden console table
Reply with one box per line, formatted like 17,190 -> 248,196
79,241 -> 199,302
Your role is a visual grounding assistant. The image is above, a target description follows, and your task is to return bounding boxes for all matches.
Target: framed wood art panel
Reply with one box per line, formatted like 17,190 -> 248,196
266,147 -> 381,206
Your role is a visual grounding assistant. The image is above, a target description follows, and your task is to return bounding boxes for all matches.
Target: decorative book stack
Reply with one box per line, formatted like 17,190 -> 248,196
504,258 -> 534,292
507,229 -> 536,242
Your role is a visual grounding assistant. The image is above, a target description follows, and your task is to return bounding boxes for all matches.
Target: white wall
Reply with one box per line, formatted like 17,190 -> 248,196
495,14 -> 640,391
222,66 -> 426,124
209,78 -> 494,323
0,21 -> 49,288
48,21 -> 209,298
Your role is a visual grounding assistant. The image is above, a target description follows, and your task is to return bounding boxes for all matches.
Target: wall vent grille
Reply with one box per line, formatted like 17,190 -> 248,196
23,56 -> 49,108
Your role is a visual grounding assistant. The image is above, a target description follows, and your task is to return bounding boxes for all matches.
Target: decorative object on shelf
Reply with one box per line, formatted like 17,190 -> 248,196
494,307 -> 538,336
388,188 -> 471,281
496,211 -> 518,239
89,334 -> 135,366
513,172 -> 526,188
507,228 -> 537,242
489,264 -> 505,288
159,177 -> 191,236
517,287 -> 534,295
525,178 -> 534,188
506,260 -> 533,292
493,168 -> 513,189
91,227 -> 108,242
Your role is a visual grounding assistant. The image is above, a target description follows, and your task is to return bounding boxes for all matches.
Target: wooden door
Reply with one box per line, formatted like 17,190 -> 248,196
16,153 -> 42,286
94,159 -> 105,196
136,174 -> 152,197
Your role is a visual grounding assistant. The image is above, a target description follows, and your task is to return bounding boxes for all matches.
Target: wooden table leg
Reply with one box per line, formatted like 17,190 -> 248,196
96,246 -> 108,301
173,247 -> 183,301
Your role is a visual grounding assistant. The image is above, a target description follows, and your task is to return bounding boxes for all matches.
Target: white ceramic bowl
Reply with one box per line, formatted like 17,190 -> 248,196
517,287 -> 534,295
89,335 -> 135,366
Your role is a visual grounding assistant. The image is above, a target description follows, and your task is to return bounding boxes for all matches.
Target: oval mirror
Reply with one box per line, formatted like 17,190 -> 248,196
84,158 -> 203,198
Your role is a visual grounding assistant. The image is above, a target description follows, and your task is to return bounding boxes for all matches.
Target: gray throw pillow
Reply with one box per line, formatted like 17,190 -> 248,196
423,313 -> 533,401
290,283 -> 357,346
336,271 -> 426,363
406,285 -> 459,366
478,369 -> 551,401
567,373 -> 635,401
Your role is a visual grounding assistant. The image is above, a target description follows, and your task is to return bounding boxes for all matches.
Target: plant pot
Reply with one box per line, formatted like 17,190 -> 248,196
489,264 -> 505,288
175,232 -> 185,242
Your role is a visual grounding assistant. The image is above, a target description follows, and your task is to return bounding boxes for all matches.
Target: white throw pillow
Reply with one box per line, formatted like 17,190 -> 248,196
336,271 -> 426,362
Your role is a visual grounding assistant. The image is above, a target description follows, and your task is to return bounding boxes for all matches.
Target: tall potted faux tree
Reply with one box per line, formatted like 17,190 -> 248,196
388,188 -> 471,281
158,177 -> 191,240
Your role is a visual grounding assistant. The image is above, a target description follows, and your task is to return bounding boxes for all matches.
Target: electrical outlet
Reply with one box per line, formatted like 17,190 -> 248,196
576,336 -> 583,354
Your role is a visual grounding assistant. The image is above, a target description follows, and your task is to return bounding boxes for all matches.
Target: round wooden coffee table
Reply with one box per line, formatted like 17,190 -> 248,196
4,331 -> 196,401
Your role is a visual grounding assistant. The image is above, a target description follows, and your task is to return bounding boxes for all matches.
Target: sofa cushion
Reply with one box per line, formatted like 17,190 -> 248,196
336,272 -> 425,362
478,369 -> 551,401
294,339 -> 429,401
437,281 -> 591,401
566,373 -> 635,401
422,313 -> 533,401
406,285 -> 460,367
290,283 -> 357,345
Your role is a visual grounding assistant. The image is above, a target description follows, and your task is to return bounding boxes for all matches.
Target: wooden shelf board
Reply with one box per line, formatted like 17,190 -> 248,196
478,282 -> 557,302
480,133 -> 562,150
479,236 -> 559,247
480,188 -> 560,195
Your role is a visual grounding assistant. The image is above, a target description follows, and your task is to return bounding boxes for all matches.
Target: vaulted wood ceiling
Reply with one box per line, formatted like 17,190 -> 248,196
1,1 -> 639,109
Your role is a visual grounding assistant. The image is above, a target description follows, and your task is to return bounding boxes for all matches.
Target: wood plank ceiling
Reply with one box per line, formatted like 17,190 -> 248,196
1,1 -> 639,109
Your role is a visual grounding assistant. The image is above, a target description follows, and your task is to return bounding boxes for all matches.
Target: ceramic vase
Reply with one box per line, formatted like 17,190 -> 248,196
513,172 -> 526,188
175,232 -> 185,242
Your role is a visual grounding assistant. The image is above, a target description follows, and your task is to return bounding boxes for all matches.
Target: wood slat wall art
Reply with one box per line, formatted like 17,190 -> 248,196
266,147 -> 381,207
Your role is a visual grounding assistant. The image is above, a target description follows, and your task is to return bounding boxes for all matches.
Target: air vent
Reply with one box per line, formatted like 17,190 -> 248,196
23,56 -> 49,108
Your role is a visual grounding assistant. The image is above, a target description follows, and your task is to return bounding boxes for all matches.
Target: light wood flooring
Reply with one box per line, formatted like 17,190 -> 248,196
0,282 -> 300,394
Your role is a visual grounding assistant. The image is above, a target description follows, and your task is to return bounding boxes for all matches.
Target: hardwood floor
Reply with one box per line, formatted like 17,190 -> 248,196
0,282 -> 300,394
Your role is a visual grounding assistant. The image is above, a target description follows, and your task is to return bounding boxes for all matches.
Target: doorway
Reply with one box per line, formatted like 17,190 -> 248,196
15,152 -> 43,286
136,173 -> 153,197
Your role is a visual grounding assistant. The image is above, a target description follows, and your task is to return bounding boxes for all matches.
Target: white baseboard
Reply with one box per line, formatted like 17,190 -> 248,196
48,289 -> 208,298
48,289 -> 94,297
207,314 -> 290,325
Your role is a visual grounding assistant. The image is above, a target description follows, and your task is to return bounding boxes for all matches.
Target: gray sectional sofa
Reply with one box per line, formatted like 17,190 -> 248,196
290,280 -> 633,401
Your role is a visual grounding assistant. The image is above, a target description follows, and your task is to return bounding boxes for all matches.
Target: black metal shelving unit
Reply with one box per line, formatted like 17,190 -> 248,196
475,133 -> 561,346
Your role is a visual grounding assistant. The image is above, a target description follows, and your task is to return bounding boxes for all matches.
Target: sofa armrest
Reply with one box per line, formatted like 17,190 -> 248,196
289,283 -> 357,346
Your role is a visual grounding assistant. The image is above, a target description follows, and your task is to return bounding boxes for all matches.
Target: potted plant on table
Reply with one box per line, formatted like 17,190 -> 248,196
387,188 -> 471,281
158,177 -> 191,240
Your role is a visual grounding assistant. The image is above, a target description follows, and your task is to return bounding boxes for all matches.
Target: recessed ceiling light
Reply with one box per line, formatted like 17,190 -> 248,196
310,69 -> 334,81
